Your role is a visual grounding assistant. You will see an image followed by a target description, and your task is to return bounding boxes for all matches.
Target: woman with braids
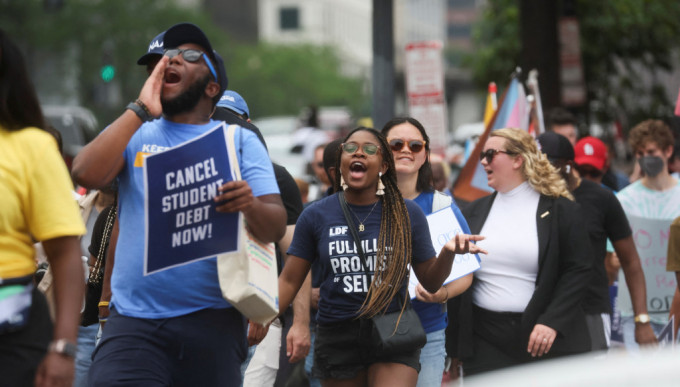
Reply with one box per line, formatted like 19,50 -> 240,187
381,117 -> 473,387
278,127 -> 485,387
0,29 -> 85,386
450,128 -> 592,375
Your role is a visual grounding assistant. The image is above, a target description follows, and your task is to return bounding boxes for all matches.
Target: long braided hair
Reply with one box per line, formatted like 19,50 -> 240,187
333,127 -> 412,318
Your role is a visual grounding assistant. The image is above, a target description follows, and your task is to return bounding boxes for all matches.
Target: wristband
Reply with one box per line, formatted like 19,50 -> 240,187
126,99 -> 154,122
98,301 -> 110,307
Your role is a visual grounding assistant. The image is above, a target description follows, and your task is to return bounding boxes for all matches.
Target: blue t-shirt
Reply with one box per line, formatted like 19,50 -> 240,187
411,191 -> 472,333
288,193 -> 436,325
112,118 -> 279,318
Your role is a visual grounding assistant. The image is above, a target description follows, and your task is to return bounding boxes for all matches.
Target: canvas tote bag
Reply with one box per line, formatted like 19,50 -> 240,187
216,125 -> 279,324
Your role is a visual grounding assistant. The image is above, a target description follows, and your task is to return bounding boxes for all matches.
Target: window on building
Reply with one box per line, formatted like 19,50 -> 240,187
280,7 -> 300,30
447,24 -> 471,38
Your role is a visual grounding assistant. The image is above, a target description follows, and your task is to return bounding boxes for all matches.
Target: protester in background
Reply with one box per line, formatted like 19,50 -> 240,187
278,127 -> 486,386
72,23 -> 286,385
538,132 -> 656,351
615,119 -> 680,351
429,153 -> 453,197
213,90 -> 309,387
573,136 -> 609,186
309,143 -> 332,201
452,128 -> 592,375
291,105 -> 331,166
545,107 -> 578,146
0,28 -> 85,387
382,117 -> 473,387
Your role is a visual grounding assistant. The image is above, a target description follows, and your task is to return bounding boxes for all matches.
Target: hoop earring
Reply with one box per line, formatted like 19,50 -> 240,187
340,175 -> 348,191
376,172 -> 385,196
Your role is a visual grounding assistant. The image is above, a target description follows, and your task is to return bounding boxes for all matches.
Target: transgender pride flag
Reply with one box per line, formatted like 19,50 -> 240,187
453,73 -> 531,201
470,76 -> 529,192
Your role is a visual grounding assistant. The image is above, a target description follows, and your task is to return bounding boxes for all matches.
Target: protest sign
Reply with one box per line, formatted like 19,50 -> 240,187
617,216 -> 675,322
408,206 -> 481,299
657,316 -> 675,349
143,122 -> 239,275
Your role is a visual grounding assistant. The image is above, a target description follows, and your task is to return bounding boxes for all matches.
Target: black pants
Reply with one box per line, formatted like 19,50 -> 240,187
0,288 -> 53,387
463,305 -> 530,376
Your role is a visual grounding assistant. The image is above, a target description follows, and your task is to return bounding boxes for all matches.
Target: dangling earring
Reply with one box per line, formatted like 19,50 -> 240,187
376,172 -> 385,196
340,175 -> 348,191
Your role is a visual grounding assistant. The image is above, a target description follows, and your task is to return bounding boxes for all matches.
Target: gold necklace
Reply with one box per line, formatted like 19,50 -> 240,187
347,200 -> 379,232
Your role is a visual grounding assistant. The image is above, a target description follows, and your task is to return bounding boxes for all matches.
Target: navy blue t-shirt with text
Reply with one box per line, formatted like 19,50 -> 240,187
288,193 -> 436,324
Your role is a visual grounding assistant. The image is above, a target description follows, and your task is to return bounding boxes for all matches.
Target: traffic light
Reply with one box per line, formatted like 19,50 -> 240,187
100,65 -> 115,82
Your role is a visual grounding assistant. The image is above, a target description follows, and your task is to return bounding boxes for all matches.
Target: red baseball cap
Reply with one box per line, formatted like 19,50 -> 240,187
574,137 -> 607,171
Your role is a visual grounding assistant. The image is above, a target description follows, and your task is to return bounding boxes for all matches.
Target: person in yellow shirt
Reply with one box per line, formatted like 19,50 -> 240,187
0,29 -> 86,386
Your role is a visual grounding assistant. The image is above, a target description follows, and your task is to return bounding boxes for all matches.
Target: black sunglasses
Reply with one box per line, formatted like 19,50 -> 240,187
480,149 -> 515,164
164,48 -> 218,81
341,142 -> 380,156
389,139 -> 426,153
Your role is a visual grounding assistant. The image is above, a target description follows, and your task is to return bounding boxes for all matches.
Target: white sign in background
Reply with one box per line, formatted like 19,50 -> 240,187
405,41 -> 447,155
408,206 -> 481,299
616,215 -> 674,323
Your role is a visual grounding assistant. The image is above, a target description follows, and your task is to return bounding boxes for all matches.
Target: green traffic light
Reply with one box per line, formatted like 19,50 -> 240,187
101,65 -> 115,82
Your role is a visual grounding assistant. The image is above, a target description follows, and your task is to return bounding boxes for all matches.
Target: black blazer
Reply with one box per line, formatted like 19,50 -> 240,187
448,192 -> 593,359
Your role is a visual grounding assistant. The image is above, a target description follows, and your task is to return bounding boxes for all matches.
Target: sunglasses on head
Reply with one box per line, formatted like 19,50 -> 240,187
341,142 -> 380,156
389,139 -> 426,153
164,48 -> 218,81
480,149 -> 515,164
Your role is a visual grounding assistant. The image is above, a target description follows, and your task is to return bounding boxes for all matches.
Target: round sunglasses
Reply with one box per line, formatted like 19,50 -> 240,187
163,48 -> 218,81
341,142 -> 380,156
480,149 -> 516,164
388,139 -> 426,153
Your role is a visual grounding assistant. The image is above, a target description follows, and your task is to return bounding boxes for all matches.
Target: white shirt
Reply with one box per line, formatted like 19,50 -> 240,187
473,182 -> 540,312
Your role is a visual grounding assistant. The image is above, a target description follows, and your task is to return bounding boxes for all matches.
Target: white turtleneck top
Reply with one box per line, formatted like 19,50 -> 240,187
472,181 -> 540,312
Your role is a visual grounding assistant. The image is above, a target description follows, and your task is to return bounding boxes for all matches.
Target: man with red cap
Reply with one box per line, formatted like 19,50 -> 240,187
537,132 -> 656,352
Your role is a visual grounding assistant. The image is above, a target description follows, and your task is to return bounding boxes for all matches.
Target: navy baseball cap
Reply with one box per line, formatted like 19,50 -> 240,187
537,131 -> 575,161
137,31 -> 165,65
217,90 -> 250,118
163,23 -> 228,97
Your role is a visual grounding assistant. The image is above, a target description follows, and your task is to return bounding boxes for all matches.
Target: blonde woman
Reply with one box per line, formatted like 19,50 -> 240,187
451,128 -> 592,375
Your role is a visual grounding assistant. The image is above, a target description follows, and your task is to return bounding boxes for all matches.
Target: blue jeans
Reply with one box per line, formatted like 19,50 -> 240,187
416,329 -> 446,387
74,323 -> 99,387
304,329 -> 321,387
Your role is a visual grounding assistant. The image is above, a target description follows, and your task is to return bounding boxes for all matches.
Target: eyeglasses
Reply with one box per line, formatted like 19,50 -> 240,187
480,149 -> 515,164
164,48 -> 218,82
341,142 -> 380,156
389,139 -> 426,153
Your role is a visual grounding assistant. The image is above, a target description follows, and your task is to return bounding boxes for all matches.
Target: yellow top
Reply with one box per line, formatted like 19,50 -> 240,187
0,126 -> 85,279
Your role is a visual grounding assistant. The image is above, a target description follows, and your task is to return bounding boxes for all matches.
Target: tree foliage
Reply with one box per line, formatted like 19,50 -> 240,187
464,0 -> 680,127
1,0 -> 367,125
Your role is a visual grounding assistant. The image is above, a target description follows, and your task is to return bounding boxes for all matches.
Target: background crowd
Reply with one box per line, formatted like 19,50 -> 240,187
1,14 -> 680,387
